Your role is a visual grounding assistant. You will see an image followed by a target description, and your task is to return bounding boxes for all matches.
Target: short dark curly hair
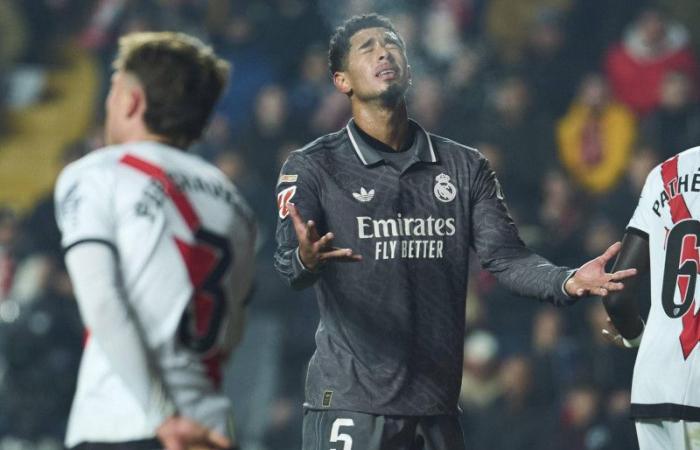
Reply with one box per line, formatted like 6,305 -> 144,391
328,13 -> 404,76
113,32 -> 230,149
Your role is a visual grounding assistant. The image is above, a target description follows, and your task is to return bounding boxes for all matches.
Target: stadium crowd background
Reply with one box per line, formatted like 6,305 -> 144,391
1,0 -> 700,449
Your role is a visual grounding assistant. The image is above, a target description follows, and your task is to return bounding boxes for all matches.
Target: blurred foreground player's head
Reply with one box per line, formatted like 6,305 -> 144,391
106,32 -> 230,149
329,14 -> 411,108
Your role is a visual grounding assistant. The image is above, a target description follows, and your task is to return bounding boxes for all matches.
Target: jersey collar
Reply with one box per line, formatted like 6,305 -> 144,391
345,118 -> 438,166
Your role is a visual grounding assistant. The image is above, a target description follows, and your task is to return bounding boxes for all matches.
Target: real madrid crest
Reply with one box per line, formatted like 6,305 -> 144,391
434,173 -> 457,203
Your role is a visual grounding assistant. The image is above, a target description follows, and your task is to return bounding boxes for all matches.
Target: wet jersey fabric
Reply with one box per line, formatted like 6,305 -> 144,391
274,120 -> 573,415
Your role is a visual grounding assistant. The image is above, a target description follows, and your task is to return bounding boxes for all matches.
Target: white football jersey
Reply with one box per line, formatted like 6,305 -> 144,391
627,147 -> 700,420
55,141 -> 256,445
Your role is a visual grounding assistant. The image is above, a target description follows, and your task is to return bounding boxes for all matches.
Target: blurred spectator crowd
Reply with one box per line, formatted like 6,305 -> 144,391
2,0 -> 700,449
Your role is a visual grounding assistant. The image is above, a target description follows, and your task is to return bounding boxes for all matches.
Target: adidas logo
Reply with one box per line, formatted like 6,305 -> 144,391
352,187 -> 375,202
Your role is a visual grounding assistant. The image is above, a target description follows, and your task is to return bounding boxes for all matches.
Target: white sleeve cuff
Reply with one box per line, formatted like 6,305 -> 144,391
295,246 -> 320,273
561,269 -> 578,297
295,246 -> 309,270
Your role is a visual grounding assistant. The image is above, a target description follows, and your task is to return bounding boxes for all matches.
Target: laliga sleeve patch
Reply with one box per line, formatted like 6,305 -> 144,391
277,174 -> 298,185
277,185 -> 297,219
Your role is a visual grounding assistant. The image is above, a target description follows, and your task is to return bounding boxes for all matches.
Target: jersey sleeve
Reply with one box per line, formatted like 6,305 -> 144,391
65,243 -> 177,423
626,169 -> 656,240
273,151 -> 324,290
54,161 -> 115,249
470,155 -> 574,305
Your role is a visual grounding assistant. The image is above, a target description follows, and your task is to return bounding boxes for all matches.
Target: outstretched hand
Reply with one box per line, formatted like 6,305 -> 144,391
157,416 -> 231,450
288,203 -> 362,271
565,241 -> 637,297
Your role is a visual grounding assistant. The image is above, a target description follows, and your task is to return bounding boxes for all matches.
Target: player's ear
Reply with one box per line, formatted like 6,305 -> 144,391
407,64 -> 413,86
126,84 -> 146,119
333,71 -> 352,96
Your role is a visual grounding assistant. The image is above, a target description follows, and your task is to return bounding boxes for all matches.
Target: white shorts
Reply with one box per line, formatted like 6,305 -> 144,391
636,420 -> 700,450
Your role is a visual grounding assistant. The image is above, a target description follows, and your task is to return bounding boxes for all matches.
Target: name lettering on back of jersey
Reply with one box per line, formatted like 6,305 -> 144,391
277,174 -> 298,185
168,171 -> 242,207
653,170 -> 700,217
357,214 -> 456,260
134,171 -> 241,221
277,185 -> 297,219
352,187 -> 375,202
136,179 -> 167,221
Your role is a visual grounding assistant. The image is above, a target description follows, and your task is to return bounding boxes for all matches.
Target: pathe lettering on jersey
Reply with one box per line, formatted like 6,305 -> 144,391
654,170 -> 700,217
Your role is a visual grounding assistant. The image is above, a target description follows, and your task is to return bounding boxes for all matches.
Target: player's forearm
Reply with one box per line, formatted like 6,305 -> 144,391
65,243 -> 176,421
486,251 -> 574,306
471,161 -> 574,305
604,292 -> 645,339
603,232 -> 649,339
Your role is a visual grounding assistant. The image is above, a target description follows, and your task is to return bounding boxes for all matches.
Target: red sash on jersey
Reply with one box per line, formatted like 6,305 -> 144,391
661,155 -> 700,359
120,154 -> 223,387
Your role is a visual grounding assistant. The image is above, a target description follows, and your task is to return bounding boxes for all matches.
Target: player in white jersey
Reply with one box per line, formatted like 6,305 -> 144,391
603,147 -> 700,449
54,32 -> 256,450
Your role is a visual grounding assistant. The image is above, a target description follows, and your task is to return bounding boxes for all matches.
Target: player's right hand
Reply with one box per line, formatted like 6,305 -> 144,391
157,416 -> 232,450
288,202 -> 362,271
565,241 -> 637,297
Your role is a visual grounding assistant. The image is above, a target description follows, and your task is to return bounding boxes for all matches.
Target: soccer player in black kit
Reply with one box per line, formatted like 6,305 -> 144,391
274,14 -> 637,450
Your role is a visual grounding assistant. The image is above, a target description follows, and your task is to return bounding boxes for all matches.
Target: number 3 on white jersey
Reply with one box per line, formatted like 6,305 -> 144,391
330,418 -> 354,450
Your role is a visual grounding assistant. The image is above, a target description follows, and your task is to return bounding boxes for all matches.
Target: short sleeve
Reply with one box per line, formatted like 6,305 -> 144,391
54,162 -> 115,250
626,169 -> 656,240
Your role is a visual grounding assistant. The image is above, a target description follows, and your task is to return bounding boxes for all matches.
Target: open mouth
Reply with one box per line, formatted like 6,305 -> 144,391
376,68 -> 398,80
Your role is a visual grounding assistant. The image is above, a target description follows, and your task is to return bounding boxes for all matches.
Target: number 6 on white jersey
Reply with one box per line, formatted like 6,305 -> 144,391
330,418 -> 355,450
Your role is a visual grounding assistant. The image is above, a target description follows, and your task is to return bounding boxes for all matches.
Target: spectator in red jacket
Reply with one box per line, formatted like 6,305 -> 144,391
604,6 -> 699,116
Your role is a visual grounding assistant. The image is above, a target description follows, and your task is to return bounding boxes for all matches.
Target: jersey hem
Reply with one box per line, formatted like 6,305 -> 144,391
69,438 -> 160,450
631,403 -> 700,421
302,402 -> 460,417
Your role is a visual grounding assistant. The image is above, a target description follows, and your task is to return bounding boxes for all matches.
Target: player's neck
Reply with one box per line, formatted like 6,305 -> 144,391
352,100 -> 410,152
116,129 -> 178,149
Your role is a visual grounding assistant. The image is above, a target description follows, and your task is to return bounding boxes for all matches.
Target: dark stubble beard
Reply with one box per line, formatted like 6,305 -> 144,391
378,81 -> 408,107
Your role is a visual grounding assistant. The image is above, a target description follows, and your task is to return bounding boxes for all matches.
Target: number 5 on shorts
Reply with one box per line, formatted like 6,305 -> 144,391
330,418 -> 354,450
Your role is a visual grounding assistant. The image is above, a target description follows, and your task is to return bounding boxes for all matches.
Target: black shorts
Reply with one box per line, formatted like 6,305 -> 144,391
71,439 -> 238,450
302,409 -> 465,450
71,439 -> 161,450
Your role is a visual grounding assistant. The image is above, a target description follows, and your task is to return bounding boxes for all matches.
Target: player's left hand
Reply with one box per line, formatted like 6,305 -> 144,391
157,416 -> 232,450
565,241 -> 637,297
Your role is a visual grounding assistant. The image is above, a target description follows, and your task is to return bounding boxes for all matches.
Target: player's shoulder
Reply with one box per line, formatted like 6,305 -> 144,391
282,128 -> 347,170
57,145 -> 127,186
647,146 -> 700,181
676,146 -> 700,166
427,132 -> 486,164
428,133 -> 478,154
293,129 -> 347,158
